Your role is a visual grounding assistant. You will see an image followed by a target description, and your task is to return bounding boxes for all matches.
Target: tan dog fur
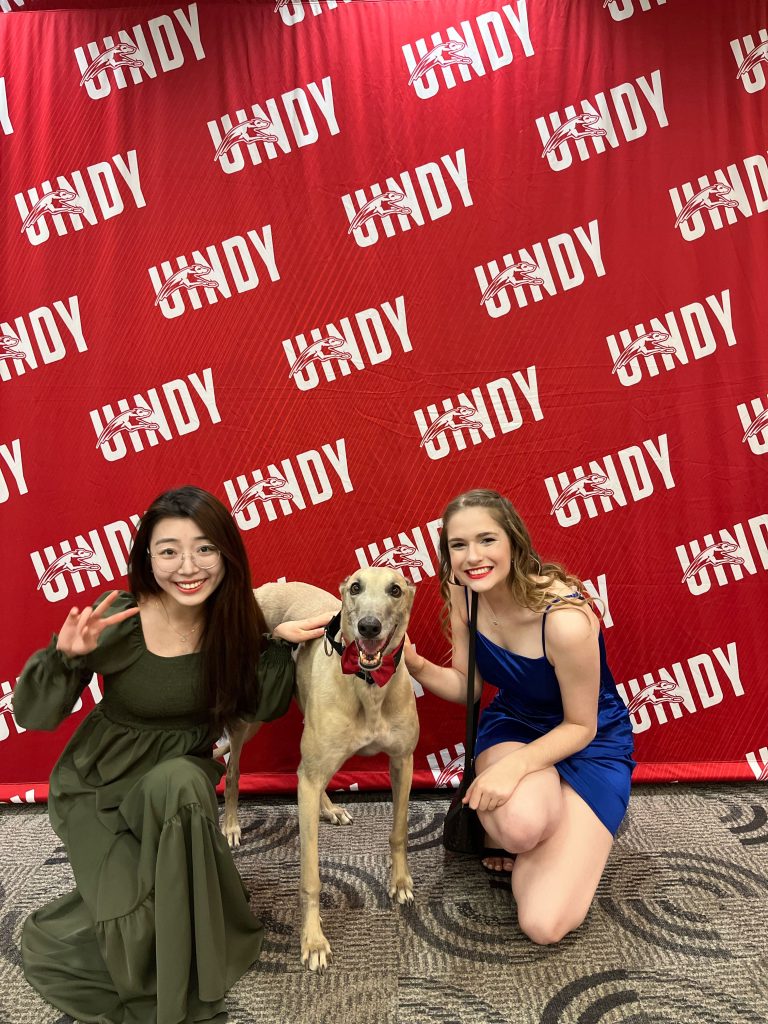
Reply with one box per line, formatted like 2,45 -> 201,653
218,580 -> 341,849
217,571 -> 419,971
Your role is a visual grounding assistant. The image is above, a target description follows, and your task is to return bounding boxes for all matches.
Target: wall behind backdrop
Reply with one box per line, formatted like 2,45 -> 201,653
1,0 -> 767,802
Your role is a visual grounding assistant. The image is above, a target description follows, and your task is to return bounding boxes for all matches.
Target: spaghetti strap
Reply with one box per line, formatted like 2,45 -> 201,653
541,592 -> 585,659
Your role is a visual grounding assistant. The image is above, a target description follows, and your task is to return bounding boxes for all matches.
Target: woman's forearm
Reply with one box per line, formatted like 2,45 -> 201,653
511,721 -> 596,776
408,654 -> 469,704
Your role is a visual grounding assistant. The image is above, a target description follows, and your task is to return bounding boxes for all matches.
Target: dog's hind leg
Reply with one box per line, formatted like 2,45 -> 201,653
388,753 -> 415,904
319,791 -> 353,826
221,720 -> 262,848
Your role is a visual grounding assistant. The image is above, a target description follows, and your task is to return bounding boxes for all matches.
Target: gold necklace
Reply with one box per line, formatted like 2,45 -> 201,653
156,598 -> 201,646
482,592 -> 501,626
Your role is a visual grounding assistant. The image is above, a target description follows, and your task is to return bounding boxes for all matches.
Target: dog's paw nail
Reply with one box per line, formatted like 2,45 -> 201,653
390,883 -> 414,904
306,950 -> 330,972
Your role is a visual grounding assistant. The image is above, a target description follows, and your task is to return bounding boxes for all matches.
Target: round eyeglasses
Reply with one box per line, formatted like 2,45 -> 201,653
148,545 -> 221,573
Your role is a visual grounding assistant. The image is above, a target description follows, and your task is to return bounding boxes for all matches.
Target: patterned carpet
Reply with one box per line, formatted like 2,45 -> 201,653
0,784 -> 767,1024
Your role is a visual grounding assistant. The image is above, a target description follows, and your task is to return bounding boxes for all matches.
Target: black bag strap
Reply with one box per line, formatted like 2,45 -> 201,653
464,588 -> 480,771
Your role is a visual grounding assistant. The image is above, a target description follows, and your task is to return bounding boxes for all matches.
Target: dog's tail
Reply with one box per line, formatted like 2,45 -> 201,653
213,741 -> 231,759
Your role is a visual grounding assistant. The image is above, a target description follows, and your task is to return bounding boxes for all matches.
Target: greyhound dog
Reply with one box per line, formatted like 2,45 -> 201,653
217,569 -> 419,971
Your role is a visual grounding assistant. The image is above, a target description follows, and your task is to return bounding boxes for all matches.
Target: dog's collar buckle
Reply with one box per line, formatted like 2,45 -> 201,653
324,612 -> 345,659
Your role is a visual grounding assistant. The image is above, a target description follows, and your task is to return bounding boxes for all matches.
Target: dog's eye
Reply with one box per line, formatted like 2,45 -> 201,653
349,582 -> 362,595
389,584 -> 402,597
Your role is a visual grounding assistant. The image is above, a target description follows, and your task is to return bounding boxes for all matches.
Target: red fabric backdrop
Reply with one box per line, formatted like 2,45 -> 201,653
1,0 -> 767,803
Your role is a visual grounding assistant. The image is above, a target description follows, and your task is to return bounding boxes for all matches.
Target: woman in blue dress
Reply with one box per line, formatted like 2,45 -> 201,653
405,489 -> 634,944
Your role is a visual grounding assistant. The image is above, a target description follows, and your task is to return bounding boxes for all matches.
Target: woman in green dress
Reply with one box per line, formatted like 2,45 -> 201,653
13,485 -> 328,1024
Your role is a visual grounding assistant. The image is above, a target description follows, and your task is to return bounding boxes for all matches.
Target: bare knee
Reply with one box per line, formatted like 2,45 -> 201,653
517,907 -> 586,945
488,812 -> 552,854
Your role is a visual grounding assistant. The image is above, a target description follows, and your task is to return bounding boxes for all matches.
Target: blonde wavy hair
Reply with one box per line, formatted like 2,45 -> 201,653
438,489 -> 592,634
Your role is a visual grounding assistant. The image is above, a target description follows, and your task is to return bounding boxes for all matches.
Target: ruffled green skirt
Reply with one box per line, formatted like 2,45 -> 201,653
22,731 -> 263,1024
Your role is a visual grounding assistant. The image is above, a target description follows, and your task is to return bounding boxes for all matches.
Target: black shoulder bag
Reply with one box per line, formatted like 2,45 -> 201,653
442,588 -> 485,854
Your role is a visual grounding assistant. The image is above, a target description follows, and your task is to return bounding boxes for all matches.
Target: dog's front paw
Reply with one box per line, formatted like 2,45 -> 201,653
301,931 -> 332,972
221,819 -> 242,848
389,872 -> 414,905
321,803 -> 353,826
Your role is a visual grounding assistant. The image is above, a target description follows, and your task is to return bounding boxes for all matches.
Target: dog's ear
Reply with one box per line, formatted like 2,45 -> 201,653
339,575 -> 350,597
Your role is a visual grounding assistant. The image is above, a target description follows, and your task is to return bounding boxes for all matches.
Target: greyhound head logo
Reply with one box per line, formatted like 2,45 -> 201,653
347,191 -> 412,235
231,477 -> 295,516
407,40 -> 474,86
288,336 -> 354,379
736,40 -> 768,80
95,406 -> 159,448
681,542 -> 744,582
742,408 -> 768,442
758,761 -> 768,782
371,545 -> 424,570
0,693 -> 15,717
20,189 -> 85,234
625,678 -> 685,715
0,335 -> 28,363
542,113 -> 606,158
433,752 -> 466,787
154,264 -> 221,306
419,405 -> 482,448
611,331 -> 676,374
36,548 -> 102,590
550,474 -> 613,515
214,117 -> 279,161
480,261 -> 545,304
674,183 -> 739,228
79,42 -> 143,86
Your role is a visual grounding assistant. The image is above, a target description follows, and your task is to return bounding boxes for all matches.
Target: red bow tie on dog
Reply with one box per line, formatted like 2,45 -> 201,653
340,639 -> 405,685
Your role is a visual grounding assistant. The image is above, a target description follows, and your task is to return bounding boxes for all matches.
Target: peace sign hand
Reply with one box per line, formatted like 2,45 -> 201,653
56,590 -> 140,659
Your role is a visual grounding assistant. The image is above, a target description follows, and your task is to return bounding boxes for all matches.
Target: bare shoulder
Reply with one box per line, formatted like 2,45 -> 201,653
545,600 -> 598,650
448,585 -> 469,627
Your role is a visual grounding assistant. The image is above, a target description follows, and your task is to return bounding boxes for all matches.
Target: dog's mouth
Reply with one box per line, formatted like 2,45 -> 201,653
354,629 -> 396,671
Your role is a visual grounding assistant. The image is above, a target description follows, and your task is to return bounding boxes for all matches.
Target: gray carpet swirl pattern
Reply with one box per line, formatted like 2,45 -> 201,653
0,784 -> 766,1024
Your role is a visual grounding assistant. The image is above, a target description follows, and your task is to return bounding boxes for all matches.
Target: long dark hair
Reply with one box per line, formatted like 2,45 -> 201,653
128,485 -> 267,733
438,489 -> 589,633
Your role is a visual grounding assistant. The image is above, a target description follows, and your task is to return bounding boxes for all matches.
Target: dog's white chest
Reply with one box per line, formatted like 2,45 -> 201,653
352,685 -> 416,757
354,696 -> 388,754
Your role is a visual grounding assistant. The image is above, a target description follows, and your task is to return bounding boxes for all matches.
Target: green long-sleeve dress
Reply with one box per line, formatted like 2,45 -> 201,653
12,590 -> 295,1024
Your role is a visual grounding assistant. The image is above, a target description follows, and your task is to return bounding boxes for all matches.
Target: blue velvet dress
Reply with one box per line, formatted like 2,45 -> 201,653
474,597 -> 635,835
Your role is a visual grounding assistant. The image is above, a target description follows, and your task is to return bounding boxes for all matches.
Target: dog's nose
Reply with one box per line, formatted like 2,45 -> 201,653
358,616 -> 382,638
